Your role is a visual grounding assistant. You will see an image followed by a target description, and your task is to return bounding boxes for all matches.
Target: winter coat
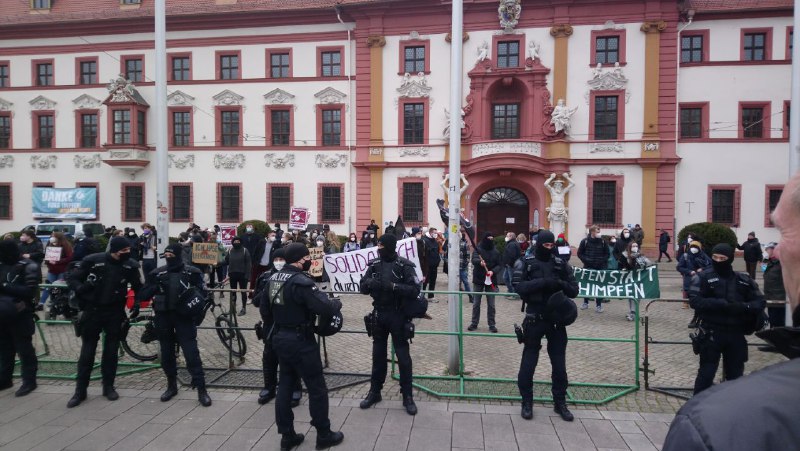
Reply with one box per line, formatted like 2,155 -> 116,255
225,246 -> 251,277
472,246 -> 501,285
763,258 -> 786,301
631,228 -> 644,246
737,238 -> 762,263
614,235 -> 634,266
619,251 -> 653,271
19,240 -> 45,266
677,251 -> 713,292
503,239 -> 522,266
45,245 -> 73,274
343,241 -> 360,252
577,236 -> 609,269
659,231 -> 670,252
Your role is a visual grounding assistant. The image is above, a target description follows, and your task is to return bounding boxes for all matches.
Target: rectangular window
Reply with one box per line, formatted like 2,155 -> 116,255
79,60 -> 97,84
681,35 -> 704,63
402,182 -> 424,222
711,189 -> 735,224
321,51 -> 341,77
592,181 -> 617,225
80,113 -> 98,148
219,185 -> 240,222
322,109 -> 341,146
680,107 -> 703,139
32,0 -> 50,9
491,104 -> 520,139
171,57 -> 190,81
0,185 -> 9,219
270,110 -> 290,146
36,62 -> 53,86
0,64 -> 8,88
596,36 -> 620,64
768,189 -> 783,225
404,46 -> 426,73
219,54 -> 239,80
113,110 -> 131,144
594,96 -> 619,140
403,103 -> 425,144
270,53 -> 290,78
171,185 -> 191,222
496,41 -> 520,68
123,185 -> 144,222
0,116 -> 10,149
744,32 -> 767,61
742,107 -> 764,138
790,30 -> 794,58
321,186 -> 341,222
220,111 -> 239,146
37,114 -> 54,149
270,186 -> 290,222
137,110 -> 146,145
172,111 -> 190,147
125,58 -> 143,82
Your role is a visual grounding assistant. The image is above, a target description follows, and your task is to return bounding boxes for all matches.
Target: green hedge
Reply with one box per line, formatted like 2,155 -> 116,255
236,220 -> 271,238
677,222 -> 738,255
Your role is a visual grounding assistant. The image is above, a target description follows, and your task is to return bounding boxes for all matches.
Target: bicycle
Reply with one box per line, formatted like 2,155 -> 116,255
206,291 -> 247,358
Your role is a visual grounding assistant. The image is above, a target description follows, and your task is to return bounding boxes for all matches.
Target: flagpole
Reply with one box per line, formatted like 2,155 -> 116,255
786,0 -> 799,326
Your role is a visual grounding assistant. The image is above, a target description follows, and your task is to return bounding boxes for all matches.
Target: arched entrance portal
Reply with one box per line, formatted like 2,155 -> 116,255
477,187 -> 529,236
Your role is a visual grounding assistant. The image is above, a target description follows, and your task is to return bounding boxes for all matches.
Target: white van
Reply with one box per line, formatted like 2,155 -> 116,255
21,221 -> 104,243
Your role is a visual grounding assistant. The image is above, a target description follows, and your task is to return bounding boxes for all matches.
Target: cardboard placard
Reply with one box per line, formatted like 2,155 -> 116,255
45,246 -> 62,263
192,243 -> 219,265
309,246 -> 325,278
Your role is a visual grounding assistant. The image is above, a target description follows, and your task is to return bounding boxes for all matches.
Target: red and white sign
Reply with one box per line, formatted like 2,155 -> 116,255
219,225 -> 237,246
289,206 -> 309,230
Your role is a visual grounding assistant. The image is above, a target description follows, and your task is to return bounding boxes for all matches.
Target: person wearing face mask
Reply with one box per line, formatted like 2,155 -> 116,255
137,243 -> 211,407
267,243 -> 344,450
361,230 -> 378,249
421,227 -> 441,300
138,223 -> 158,284
512,230 -> 579,422
613,227 -> 633,268
552,233 -> 571,262
577,226 -> 610,312
343,233 -> 360,252
411,227 -> 429,281
18,230 -> 44,269
225,236 -> 251,316
249,230 -> 281,310
686,243 -> 765,395
469,232 -> 501,332
206,232 -> 228,302
240,223 -> 263,259
620,242 -> 653,321
677,241 -> 712,308
360,234 -> 421,416
65,237 -> 142,408
40,232 -> 74,311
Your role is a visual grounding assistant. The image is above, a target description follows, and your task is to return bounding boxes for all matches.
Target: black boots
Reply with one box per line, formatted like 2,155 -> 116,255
103,385 -> 119,401
280,432 -> 304,451
198,387 -> 212,407
359,390 -> 382,409
67,388 -> 87,408
315,430 -> 344,450
161,377 -> 179,402
554,402 -> 574,422
15,381 -> 36,397
521,401 -> 533,420
402,395 -> 417,416
239,306 -> 246,316
258,387 -> 276,405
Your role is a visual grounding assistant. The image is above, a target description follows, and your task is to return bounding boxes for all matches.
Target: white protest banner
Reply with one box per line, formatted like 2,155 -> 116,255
45,246 -> 62,263
289,207 -> 309,230
322,238 -> 423,293
309,246 -> 325,278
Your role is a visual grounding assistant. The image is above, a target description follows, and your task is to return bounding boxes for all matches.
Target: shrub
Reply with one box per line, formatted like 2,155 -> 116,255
95,235 -> 109,252
1,231 -> 21,240
677,222 -> 738,255
236,220 -> 271,238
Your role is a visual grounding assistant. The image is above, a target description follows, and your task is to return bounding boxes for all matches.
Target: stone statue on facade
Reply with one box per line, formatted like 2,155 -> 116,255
476,41 -> 489,63
545,172 -> 575,237
498,0 -> 521,32
550,99 -> 578,135
527,40 -> 541,61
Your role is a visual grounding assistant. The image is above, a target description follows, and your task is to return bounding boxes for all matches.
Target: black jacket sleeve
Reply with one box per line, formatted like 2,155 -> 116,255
360,264 -> 377,295
297,282 -> 341,317
126,260 -> 143,295
67,257 -> 94,295
688,275 -> 728,312
136,272 -> 159,303
393,262 -> 421,300
0,261 -> 39,301
557,263 -> 580,298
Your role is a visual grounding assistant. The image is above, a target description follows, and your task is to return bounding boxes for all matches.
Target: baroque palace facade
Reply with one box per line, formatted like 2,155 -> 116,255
0,0 -> 792,253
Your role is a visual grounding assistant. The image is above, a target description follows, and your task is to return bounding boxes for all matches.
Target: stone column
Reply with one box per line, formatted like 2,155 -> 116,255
366,35 -> 386,226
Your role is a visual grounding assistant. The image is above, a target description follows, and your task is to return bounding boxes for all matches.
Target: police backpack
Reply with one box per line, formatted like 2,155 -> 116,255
315,308 -> 344,337
544,290 -> 578,327
403,293 -> 429,319
176,279 -> 206,319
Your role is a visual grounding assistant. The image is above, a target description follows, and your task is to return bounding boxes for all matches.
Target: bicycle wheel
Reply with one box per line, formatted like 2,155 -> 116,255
215,314 -> 247,358
121,315 -> 160,361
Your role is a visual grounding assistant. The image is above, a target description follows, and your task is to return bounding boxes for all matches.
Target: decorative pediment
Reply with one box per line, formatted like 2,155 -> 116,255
586,63 -> 631,104
314,87 -> 346,105
597,20 -> 625,31
213,90 -> 244,106
167,90 -> 195,107
29,95 -> 57,110
397,72 -> 432,99
264,88 -> 295,105
72,94 -> 102,110
264,153 -> 295,169
104,75 -> 148,105
0,97 -> 12,112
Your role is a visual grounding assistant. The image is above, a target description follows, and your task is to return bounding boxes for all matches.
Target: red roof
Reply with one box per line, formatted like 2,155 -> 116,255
688,0 -> 793,12
0,0 -> 385,26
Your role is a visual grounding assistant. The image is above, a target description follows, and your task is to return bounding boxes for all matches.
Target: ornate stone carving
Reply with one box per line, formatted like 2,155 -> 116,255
213,90 -> 244,106
643,142 -> 660,152
588,166 -> 625,176
0,97 -> 13,112
264,88 -> 295,105
369,148 -> 383,156
107,149 -> 148,160
366,36 -> 386,48
586,63 -> 631,103
264,153 -> 295,169
545,172 -> 575,235
398,147 -> 429,157
472,142 -> 541,158
443,107 -> 466,140
73,154 -> 102,169
314,87 -> 347,106
315,153 -> 348,168
213,153 -> 245,169
476,41 -> 490,64
527,40 -> 541,61
396,72 -> 432,99
641,20 -> 668,33
0,155 -> 14,168
498,0 -> 521,33
550,99 -> 578,136
106,75 -> 141,104
590,142 -> 623,153
168,154 -> 195,169
30,155 -> 57,169
167,90 -> 195,107
599,20 -> 625,31
29,95 -> 57,110
72,94 -> 102,110
445,31 -> 469,43
549,24 -> 574,38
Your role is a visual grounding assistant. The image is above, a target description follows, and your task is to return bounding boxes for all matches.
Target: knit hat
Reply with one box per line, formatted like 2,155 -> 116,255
411,227 -> 420,235
160,243 -> 182,258
109,236 -> 131,253
711,243 -> 735,261
273,247 -> 286,261
378,234 -> 398,250
283,243 -> 310,264
689,240 -> 702,250
557,233 -> 566,240
765,242 -> 779,250
537,230 -> 555,245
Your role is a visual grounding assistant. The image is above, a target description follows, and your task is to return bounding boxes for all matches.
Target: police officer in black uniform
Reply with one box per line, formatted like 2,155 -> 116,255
137,243 -> 211,407
359,234 -> 421,416
512,230 -> 579,422
252,248 -> 302,406
268,243 -> 344,451
0,239 -> 40,396
66,236 -> 142,408
688,243 -> 765,394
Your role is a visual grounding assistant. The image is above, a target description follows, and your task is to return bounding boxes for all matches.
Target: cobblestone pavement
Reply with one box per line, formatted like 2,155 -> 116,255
27,261 -> 786,418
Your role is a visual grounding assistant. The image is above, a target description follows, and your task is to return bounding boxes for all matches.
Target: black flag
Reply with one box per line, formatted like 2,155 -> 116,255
436,199 -> 476,245
394,216 -> 408,239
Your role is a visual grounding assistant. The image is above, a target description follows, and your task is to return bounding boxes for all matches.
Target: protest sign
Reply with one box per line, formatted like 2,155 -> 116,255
289,207 -> 309,230
45,246 -> 62,263
309,246 -> 325,278
322,238 -> 423,293
573,267 -> 660,300
219,225 -> 237,246
192,243 -> 219,265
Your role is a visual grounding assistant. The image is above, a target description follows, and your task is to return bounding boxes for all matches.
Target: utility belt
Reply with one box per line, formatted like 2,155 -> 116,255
513,313 -> 545,344
274,323 -> 314,334
364,310 -> 415,342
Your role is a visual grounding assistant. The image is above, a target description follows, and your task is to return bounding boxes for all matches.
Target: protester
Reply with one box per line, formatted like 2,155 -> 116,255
631,224 -> 644,246
18,230 -> 44,269
577,226 -> 609,312
619,241 -> 653,321
421,227 -> 441,300
343,233 -> 360,252
503,232 -> 522,295
552,233 -> 571,262
517,233 -> 529,254
677,241 -> 712,307
40,232 -> 73,311
469,232 -> 501,333
762,241 -> 786,328
225,236 -> 251,316
613,227 -> 634,268
139,223 -> 157,283
737,232 -> 762,279
458,229 -> 474,303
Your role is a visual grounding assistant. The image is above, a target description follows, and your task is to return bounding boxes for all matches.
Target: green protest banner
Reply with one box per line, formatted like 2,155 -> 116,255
573,267 -> 660,300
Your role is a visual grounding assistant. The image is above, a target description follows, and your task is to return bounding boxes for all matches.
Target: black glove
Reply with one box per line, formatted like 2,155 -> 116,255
380,280 -> 394,292
129,304 -> 140,320
548,279 -> 562,290
728,302 -> 747,315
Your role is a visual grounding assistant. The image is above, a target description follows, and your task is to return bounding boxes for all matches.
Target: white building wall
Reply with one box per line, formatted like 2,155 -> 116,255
566,164 -> 643,240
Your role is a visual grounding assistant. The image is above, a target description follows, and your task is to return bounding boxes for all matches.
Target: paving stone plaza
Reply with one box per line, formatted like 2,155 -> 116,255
0,260 -> 786,450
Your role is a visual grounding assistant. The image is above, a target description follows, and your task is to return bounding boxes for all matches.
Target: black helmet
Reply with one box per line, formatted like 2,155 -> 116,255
315,309 -> 343,337
544,291 -> 578,327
